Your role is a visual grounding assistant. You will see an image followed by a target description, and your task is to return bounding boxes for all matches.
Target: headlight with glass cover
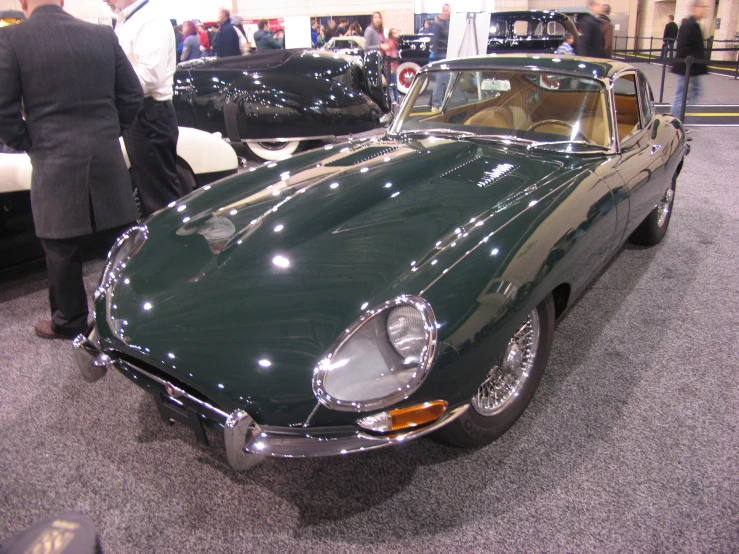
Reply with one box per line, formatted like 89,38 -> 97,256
312,295 -> 437,412
94,225 -> 148,300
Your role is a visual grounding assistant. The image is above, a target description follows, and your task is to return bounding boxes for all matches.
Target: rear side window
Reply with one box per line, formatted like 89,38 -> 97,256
547,21 -> 566,36
637,74 -> 654,123
489,19 -> 507,38
613,73 -> 641,142
513,19 -> 534,37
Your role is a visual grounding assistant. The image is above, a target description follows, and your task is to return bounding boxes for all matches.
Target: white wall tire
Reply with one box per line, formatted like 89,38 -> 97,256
396,62 -> 421,95
245,140 -> 301,162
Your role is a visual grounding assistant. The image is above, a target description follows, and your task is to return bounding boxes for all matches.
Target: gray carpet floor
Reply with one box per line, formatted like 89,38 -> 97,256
2,133 -> 738,552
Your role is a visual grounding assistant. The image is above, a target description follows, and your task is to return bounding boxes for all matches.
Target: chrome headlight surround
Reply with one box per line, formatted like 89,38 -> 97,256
312,295 -> 438,413
94,225 -> 148,300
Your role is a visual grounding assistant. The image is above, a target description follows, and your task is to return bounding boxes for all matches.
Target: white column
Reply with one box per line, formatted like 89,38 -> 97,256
713,0 -> 739,61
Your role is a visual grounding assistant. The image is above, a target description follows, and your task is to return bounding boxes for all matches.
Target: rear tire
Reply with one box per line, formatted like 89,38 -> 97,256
629,174 -> 676,246
435,294 -> 555,448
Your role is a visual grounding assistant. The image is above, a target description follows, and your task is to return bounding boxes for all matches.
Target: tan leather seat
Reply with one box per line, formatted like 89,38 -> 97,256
529,121 -> 572,137
507,105 -> 530,130
464,107 -> 512,129
578,116 -> 609,146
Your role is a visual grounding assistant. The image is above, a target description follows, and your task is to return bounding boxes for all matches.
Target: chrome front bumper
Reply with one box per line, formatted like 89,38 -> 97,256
72,334 -> 467,470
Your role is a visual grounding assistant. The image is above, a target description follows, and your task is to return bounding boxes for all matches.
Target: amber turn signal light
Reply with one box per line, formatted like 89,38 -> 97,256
357,400 -> 448,433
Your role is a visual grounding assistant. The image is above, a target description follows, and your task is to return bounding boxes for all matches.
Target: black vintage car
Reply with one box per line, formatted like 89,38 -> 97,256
173,49 -> 391,162
395,10 -> 578,94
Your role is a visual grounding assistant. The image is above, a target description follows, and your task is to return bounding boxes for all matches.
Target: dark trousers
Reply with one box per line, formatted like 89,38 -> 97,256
123,98 -> 182,217
40,224 -> 133,336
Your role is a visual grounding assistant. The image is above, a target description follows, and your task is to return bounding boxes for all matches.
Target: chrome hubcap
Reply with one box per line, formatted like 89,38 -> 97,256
472,309 -> 540,416
657,187 -> 674,227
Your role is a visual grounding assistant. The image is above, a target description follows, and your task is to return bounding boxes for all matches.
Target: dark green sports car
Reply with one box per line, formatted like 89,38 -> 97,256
74,55 -> 689,469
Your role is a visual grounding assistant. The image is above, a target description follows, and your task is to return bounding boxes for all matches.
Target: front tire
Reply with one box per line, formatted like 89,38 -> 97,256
435,294 -> 555,448
176,159 -> 197,195
244,140 -> 301,162
629,175 -> 676,246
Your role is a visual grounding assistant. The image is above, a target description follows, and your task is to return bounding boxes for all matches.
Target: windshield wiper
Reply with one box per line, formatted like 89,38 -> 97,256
527,140 -> 609,153
393,128 -> 477,138
394,130 -> 534,147
465,134 -> 534,146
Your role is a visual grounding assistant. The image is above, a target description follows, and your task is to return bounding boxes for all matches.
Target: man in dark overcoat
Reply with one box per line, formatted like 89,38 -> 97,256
670,1 -> 707,120
0,0 -> 142,339
576,0 -> 605,58
214,8 -> 240,57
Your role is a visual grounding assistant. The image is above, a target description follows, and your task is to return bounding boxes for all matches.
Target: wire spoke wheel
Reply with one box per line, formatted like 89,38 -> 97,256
472,309 -> 540,417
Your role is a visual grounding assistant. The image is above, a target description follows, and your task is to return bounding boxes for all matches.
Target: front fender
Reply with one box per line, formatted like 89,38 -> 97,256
120,127 -> 238,175
0,151 -> 32,194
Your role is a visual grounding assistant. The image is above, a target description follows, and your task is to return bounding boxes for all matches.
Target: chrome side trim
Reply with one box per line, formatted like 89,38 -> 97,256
239,404 -> 469,459
228,135 -> 337,144
113,359 -> 230,422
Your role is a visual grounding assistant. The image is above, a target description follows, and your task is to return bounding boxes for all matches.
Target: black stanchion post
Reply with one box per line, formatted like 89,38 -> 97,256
659,54 -> 667,103
649,36 -> 653,61
706,37 -> 713,60
680,56 -> 693,122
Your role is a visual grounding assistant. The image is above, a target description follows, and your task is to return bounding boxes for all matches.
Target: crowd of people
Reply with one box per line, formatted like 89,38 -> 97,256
172,9 -> 285,61
553,0 -> 613,59
311,17 -> 364,47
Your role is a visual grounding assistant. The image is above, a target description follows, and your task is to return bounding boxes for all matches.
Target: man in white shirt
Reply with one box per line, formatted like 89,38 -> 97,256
103,0 -> 183,216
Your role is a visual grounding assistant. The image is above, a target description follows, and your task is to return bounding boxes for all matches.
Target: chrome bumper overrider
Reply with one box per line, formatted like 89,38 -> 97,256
72,334 -> 468,470
228,404 -> 469,468
72,332 -> 110,383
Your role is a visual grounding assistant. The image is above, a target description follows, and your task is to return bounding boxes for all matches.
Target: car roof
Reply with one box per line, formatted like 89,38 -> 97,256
489,10 -> 572,21
178,49 -> 351,72
424,54 -> 635,80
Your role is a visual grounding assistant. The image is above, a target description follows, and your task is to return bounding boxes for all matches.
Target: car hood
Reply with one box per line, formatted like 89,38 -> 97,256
97,136 -> 586,425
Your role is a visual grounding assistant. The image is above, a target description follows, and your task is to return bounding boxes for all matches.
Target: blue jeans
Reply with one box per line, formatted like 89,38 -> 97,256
390,72 -> 399,103
671,74 -> 702,120
662,39 -> 675,59
431,71 -> 450,109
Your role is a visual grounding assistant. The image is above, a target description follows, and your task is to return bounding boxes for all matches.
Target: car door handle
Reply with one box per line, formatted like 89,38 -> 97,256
651,144 -> 662,155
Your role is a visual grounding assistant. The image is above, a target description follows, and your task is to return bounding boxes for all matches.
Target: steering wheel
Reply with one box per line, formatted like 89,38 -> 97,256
527,119 -> 587,141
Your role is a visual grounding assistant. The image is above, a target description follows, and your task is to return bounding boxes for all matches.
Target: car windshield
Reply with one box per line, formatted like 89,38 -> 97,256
390,69 -> 611,151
